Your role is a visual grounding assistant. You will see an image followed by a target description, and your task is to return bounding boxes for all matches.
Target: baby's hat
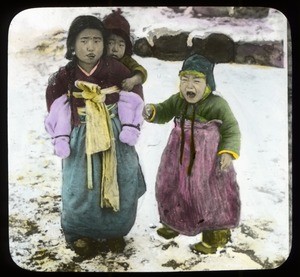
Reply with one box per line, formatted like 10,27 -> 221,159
180,54 -> 216,91
103,9 -> 132,54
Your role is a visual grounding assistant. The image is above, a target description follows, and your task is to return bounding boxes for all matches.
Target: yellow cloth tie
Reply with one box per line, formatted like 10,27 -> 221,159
74,80 -> 120,211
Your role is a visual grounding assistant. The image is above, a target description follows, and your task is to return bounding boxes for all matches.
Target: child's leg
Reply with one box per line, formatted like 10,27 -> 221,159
190,229 -> 231,254
203,229 -> 231,247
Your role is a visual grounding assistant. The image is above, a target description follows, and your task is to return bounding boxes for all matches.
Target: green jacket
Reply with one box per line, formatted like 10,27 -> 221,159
120,55 -> 148,83
149,92 -> 241,158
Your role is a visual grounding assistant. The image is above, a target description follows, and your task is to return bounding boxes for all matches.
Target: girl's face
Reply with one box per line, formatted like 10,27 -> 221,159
74,28 -> 104,72
180,74 -> 207,104
107,34 -> 126,60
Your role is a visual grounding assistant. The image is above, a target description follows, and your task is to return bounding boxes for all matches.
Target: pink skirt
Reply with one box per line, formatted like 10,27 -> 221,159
156,119 -> 240,236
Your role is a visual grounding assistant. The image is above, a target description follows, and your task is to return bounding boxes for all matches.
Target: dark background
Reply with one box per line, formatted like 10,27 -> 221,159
1,0 -> 299,276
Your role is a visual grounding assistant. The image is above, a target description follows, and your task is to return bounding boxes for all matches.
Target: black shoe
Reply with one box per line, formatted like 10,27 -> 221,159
106,237 -> 126,253
71,237 -> 98,259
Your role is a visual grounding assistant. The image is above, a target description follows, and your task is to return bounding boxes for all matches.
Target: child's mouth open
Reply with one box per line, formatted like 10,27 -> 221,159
186,91 -> 196,98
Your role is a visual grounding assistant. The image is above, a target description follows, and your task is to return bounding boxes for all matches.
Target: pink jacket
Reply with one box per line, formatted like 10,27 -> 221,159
44,94 -> 71,158
44,91 -> 144,158
118,91 -> 144,146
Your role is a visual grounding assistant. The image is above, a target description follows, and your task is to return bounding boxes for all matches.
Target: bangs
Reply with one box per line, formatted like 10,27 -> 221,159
179,70 -> 206,79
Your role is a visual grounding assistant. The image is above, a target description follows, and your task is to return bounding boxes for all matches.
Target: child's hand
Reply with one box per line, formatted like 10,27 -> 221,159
122,73 -> 143,91
142,104 -> 154,121
220,153 -> 232,171
121,77 -> 136,91
54,137 -> 70,159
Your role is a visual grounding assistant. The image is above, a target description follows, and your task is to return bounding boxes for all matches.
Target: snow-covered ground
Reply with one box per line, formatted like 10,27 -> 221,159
7,7 -> 290,272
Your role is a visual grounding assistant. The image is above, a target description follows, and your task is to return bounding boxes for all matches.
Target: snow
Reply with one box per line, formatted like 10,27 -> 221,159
7,6 -> 290,272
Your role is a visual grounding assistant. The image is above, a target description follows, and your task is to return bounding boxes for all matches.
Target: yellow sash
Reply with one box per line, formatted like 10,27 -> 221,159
74,80 -> 120,211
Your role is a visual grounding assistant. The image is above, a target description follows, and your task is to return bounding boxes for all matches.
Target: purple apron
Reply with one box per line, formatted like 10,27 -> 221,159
156,119 -> 240,236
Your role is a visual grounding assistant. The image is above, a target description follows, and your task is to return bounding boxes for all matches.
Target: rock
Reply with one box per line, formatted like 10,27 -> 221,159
193,7 -> 233,17
235,41 -> 284,67
232,7 -> 269,18
172,7 -> 269,19
191,33 -> 235,63
152,32 -> 190,61
133,37 -> 153,57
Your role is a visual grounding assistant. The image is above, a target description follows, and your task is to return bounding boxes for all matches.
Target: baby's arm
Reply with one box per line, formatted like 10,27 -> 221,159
122,72 -> 143,91
120,55 -> 147,91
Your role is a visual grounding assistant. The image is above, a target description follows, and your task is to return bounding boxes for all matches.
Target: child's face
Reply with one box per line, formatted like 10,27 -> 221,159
107,34 -> 126,60
74,28 -> 104,70
180,74 -> 207,103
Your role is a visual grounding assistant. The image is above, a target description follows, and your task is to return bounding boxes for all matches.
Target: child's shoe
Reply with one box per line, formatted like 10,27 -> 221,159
189,241 -> 217,254
71,237 -> 98,259
202,229 -> 231,247
106,237 -> 126,253
157,226 -> 179,239
190,229 -> 231,254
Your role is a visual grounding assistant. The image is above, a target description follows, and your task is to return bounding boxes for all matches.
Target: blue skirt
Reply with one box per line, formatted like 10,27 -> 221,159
61,108 -> 146,242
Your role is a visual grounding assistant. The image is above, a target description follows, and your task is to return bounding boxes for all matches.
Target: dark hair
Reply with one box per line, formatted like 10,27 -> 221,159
103,9 -> 133,56
65,15 -> 107,60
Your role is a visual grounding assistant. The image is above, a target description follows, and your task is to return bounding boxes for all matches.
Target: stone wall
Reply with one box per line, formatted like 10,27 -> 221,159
133,7 -> 285,68
133,32 -> 284,68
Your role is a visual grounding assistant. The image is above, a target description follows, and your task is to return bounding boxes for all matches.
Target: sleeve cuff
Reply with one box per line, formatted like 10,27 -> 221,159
148,104 -> 156,122
218,150 -> 239,160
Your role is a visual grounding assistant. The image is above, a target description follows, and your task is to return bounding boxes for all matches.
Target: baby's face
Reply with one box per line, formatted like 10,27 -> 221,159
107,34 -> 126,59
180,74 -> 207,103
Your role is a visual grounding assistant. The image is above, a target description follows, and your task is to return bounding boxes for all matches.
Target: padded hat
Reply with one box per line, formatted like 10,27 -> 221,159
180,54 -> 216,91
103,9 -> 133,55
